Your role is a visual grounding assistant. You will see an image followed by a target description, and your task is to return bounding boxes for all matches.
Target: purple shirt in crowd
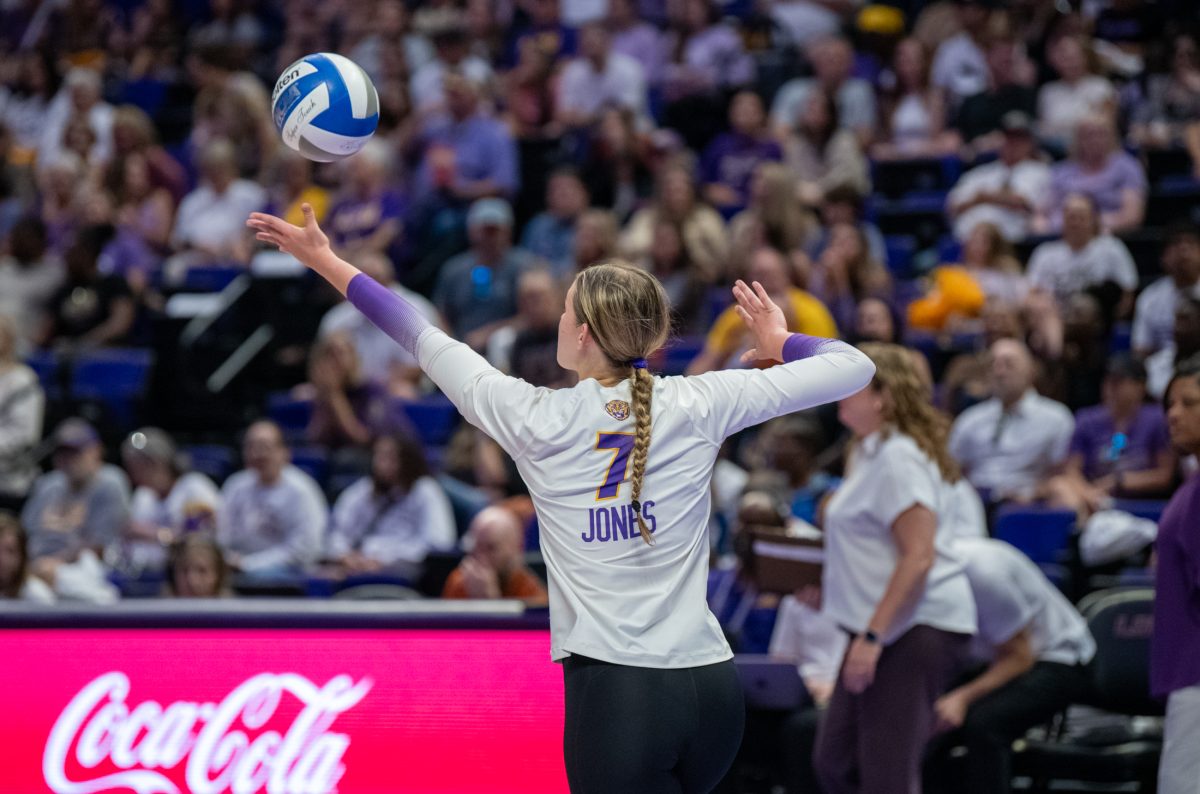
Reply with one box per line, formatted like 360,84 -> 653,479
324,190 -> 406,251
700,133 -> 782,208
1151,469 -> 1200,697
414,114 -> 519,203
1047,152 -> 1147,229
1069,404 -> 1170,481
612,22 -> 666,85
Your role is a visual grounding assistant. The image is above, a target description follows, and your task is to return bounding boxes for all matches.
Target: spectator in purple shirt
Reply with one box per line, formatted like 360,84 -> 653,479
1036,114 -> 1147,235
323,139 -> 405,259
608,0 -> 666,87
413,73 -> 520,207
701,91 -> 782,217
503,0 -> 577,69
1152,357 -> 1200,794
1045,354 -> 1176,517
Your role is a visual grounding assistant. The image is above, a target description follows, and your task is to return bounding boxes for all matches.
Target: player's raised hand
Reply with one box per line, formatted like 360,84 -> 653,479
246,203 -> 330,266
733,279 -> 789,363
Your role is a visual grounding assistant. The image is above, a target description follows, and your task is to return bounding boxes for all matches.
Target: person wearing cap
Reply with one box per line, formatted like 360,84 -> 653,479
947,110 -> 1050,242
433,197 -> 537,348
21,418 -> 130,583
217,420 -> 327,577
1044,353 -> 1175,519
116,427 -> 222,575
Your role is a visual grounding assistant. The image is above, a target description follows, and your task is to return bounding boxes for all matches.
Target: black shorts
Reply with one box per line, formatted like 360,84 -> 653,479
562,654 -> 745,794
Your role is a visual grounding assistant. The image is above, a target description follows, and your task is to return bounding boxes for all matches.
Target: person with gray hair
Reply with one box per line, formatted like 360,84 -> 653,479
0,316 -> 44,512
948,339 -> 1075,503
170,138 -> 266,261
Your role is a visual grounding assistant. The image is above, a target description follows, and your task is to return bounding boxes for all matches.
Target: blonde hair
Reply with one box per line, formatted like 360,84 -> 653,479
859,342 -> 961,482
573,261 -> 671,544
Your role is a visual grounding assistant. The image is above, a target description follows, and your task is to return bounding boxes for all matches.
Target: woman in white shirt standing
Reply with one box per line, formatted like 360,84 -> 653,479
814,342 -> 977,794
248,204 -> 876,793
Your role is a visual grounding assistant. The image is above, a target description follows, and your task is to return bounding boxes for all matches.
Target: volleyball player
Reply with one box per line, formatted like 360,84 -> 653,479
247,205 -> 876,793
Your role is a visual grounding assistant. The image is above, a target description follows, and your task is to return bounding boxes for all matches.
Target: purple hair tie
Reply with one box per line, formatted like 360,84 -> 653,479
631,358 -> 648,370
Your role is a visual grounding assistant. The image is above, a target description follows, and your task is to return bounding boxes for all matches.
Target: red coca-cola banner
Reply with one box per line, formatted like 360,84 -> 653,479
0,629 -> 568,794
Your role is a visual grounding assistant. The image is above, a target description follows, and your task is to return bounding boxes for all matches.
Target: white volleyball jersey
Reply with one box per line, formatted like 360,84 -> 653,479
417,329 -> 875,667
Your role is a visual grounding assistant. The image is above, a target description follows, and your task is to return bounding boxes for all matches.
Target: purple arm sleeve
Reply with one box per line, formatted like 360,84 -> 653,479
782,333 -> 847,362
346,273 -> 432,356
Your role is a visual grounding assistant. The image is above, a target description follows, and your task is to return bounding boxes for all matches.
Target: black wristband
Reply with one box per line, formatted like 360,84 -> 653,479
862,629 -> 880,645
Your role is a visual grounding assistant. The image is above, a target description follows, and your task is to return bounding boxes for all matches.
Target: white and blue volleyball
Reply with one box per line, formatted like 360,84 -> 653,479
272,53 -> 379,162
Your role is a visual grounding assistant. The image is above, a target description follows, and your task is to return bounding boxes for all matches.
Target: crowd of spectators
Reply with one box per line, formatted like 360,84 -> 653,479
0,0 -> 1198,788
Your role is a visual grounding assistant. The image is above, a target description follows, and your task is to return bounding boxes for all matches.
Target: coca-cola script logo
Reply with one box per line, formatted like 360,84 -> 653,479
43,671 -> 373,794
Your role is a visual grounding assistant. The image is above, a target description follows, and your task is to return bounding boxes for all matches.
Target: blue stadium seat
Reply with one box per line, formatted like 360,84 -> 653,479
183,444 -> 235,484
872,156 -> 963,200
266,393 -> 313,435
993,506 -> 1077,565
289,445 -> 330,487
937,235 -> 963,264
661,335 -> 705,376
179,265 -> 244,293
395,396 -> 460,447
1110,322 -> 1132,354
119,78 -> 168,117
71,348 -> 155,428
738,605 -> 780,655
884,234 -> 917,278
24,349 -> 62,400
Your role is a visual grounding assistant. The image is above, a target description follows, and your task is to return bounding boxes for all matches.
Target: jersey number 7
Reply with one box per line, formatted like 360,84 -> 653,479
594,432 -> 635,501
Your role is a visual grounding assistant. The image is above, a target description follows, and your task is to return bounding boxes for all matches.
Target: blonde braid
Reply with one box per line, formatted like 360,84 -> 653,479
629,365 -> 655,545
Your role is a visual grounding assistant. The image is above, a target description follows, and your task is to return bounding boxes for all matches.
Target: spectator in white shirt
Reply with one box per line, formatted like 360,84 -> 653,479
771,37 -> 878,145
115,427 -> 221,575
38,68 -> 113,170
815,343 -> 977,794
0,316 -> 44,511
931,0 -> 993,109
318,252 -> 441,398
928,538 -> 1095,794
947,110 -> 1050,243
949,339 -> 1075,502
1037,35 -> 1116,148
1132,226 -> 1200,358
170,138 -> 265,263
327,432 -> 456,578
1027,193 -> 1138,317
556,20 -> 648,130
0,512 -> 55,603
217,420 -> 327,577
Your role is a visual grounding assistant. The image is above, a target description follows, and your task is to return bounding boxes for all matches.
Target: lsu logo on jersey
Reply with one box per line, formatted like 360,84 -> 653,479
604,400 -> 631,421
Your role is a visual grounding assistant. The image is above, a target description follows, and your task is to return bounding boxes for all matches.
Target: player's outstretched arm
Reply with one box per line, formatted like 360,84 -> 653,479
731,278 -> 853,364
247,204 -> 432,355
247,204 -> 360,294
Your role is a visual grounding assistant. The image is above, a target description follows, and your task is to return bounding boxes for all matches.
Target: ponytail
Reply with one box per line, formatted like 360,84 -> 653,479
629,365 -> 655,545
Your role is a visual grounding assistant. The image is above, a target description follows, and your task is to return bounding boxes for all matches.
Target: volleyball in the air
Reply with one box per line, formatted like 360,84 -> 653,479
271,53 -> 379,162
